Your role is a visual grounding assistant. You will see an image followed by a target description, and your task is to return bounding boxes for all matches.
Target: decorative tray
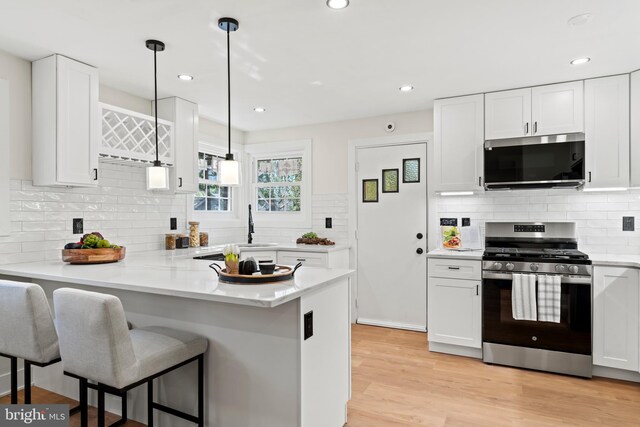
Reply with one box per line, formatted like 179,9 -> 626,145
209,263 -> 302,285
62,247 -> 126,264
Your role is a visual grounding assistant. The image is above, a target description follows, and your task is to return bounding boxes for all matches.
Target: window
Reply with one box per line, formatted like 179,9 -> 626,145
256,157 -> 302,212
194,152 -> 232,212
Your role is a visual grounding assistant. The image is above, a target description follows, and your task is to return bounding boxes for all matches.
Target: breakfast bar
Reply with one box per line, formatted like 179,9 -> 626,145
0,252 -> 353,427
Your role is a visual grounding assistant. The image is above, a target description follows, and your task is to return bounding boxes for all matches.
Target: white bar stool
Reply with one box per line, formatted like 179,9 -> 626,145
53,288 -> 208,427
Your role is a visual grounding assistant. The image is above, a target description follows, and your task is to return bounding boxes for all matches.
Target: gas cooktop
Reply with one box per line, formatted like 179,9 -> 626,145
483,247 -> 589,260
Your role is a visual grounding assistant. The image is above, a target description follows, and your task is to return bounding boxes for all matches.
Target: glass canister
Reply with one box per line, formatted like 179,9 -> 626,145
199,232 -> 209,247
165,233 -> 176,250
189,221 -> 200,248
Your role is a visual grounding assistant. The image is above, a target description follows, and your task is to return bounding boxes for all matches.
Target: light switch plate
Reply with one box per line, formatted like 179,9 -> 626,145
73,218 -> 83,235
623,216 -> 635,231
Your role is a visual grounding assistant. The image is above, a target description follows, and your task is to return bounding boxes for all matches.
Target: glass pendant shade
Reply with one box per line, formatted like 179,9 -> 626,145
219,159 -> 240,186
146,165 -> 170,190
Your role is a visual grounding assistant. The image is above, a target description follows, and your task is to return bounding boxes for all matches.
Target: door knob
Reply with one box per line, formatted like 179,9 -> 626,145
416,248 -> 424,255
416,233 -> 424,239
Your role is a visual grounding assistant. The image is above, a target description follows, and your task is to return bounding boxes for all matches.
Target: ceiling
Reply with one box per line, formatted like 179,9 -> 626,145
0,0 -> 639,131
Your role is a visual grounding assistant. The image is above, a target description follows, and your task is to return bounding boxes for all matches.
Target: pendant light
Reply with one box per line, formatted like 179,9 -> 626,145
145,39 -> 170,190
218,17 -> 240,186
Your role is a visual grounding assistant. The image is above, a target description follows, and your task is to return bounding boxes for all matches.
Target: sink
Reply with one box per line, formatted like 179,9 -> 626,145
236,243 -> 279,248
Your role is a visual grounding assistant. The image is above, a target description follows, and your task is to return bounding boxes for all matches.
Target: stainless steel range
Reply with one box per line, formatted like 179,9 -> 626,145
482,222 -> 592,378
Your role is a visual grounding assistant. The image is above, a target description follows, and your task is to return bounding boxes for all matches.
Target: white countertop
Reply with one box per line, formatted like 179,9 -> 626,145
589,254 -> 640,269
187,243 -> 349,256
427,248 -> 484,260
0,250 -> 353,308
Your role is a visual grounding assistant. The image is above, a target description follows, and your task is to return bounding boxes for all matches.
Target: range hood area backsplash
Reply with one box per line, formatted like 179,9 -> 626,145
435,189 -> 640,255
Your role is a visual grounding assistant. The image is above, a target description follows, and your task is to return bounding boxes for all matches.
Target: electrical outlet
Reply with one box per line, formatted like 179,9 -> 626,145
462,218 -> 471,227
325,217 -> 332,228
72,218 -> 83,234
440,218 -> 457,226
304,311 -> 313,340
170,218 -> 177,230
623,216 -> 635,231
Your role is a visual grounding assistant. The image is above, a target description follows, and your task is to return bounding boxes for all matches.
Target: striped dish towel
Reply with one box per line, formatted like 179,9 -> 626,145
512,273 -> 537,321
538,275 -> 561,323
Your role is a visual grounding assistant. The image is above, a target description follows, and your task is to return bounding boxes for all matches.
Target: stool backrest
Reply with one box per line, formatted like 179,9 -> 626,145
53,288 -> 138,387
0,280 -> 59,363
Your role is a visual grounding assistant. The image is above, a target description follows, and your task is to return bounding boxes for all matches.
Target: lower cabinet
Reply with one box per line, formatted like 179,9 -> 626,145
428,259 -> 482,352
239,250 -> 277,262
593,266 -> 640,372
239,248 -> 349,268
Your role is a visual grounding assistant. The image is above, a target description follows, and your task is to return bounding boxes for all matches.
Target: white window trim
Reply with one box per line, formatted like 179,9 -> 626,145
189,140 -> 244,228
245,139 -> 312,228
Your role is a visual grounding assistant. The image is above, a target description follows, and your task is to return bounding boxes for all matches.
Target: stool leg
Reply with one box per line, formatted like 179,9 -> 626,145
97,388 -> 105,427
10,356 -> 18,404
79,378 -> 88,427
147,380 -> 154,427
24,361 -> 31,404
121,391 -> 128,423
198,354 -> 204,427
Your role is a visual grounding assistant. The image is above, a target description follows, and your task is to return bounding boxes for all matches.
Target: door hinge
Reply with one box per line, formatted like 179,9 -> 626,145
355,229 -> 358,240
355,299 -> 358,308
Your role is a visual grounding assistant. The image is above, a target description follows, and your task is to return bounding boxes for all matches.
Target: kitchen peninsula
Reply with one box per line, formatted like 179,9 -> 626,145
0,249 -> 353,427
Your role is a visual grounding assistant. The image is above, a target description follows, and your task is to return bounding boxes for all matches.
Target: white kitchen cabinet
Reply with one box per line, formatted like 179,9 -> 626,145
428,258 -> 482,352
156,97 -> 199,193
240,250 -> 278,262
584,75 -> 630,189
32,54 -> 100,187
433,94 -> 484,192
630,70 -> 640,188
593,266 -> 639,372
278,249 -> 349,269
485,88 -> 532,139
0,79 -> 8,237
531,81 -> 584,136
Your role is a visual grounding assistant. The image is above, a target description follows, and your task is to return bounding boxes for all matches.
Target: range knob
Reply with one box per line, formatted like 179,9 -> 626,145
530,263 -> 539,272
505,262 -> 515,271
555,264 -> 567,273
568,265 -> 579,274
493,262 -> 503,270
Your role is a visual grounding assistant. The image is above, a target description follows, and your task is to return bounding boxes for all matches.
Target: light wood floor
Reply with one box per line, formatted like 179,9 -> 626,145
346,324 -> 640,426
3,324 -> 639,426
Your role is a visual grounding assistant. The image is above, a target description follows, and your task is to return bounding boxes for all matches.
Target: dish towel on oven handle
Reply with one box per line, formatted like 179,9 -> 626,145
512,273 -> 537,321
538,274 -> 561,323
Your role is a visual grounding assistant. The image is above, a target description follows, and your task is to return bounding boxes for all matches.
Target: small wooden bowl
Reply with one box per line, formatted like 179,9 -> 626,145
61,247 -> 126,264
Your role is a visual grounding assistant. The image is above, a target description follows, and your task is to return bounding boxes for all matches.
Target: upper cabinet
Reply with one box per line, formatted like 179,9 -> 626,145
485,88 -> 532,139
584,75 -> 630,189
485,81 -> 584,140
433,94 -> 484,192
156,97 -> 199,193
631,70 -> 640,188
32,55 -> 100,187
0,79 -> 9,237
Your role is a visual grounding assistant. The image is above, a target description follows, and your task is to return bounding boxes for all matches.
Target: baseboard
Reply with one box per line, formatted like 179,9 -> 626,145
356,318 -> 426,332
428,341 -> 482,359
0,368 -> 25,397
593,365 -> 640,383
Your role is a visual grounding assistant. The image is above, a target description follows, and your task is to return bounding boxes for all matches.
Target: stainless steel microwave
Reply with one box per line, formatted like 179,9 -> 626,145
483,133 -> 585,190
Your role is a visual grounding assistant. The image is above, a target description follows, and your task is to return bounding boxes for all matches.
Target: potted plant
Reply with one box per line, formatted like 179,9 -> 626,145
223,244 -> 240,274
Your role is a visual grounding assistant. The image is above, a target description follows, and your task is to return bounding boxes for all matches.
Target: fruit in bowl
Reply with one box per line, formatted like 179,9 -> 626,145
62,232 -> 125,264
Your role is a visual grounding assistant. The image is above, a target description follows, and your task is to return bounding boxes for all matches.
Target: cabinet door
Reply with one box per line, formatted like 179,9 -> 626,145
531,81 -> 584,136
278,251 -> 328,268
427,277 -> 481,348
174,98 -> 199,193
433,94 -> 484,192
240,250 -> 277,262
485,88 -> 532,139
584,75 -> 630,189
56,55 -> 100,186
631,71 -> 640,187
0,79 -> 8,236
593,266 -> 639,371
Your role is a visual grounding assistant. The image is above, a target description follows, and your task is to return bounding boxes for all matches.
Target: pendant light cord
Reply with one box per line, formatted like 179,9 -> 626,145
153,46 -> 160,166
227,25 -> 232,157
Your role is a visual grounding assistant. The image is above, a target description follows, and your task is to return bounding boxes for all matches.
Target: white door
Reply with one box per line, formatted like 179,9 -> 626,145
356,142 -> 427,331
531,81 -> 584,136
631,70 -> 640,188
485,88 -> 532,139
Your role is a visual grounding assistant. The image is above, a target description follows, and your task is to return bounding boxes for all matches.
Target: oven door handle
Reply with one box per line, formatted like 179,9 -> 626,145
482,272 -> 592,285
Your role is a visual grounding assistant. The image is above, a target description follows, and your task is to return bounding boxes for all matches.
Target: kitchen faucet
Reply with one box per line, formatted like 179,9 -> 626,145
248,204 -> 254,244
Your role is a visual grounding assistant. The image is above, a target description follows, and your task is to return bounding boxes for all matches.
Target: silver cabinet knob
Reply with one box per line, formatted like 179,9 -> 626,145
555,264 -> 567,273
568,265 -> 579,274
493,262 -> 503,270
505,263 -> 515,271
530,263 -> 539,272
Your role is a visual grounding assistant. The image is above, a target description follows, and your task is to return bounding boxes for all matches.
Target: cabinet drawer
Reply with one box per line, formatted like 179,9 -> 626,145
240,250 -> 277,262
428,258 -> 481,280
278,251 -> 328,268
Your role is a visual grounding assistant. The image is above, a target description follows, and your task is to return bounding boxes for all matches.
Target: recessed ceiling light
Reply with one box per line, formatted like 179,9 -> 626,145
253,107 -> 266,113
570,57 -> 591,65
177,74 -> 194,81
399,85 -> 414,92
327,0 -> 349,10
568,13 -> 593,26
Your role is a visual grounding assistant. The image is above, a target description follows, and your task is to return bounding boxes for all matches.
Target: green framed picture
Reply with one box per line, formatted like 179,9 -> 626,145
362,179 -> 378,203
382,169 -> 399,193
403,158 -> 420,183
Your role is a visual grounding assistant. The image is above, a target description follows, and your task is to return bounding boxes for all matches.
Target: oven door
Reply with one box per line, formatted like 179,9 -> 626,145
482,272 -> 591,355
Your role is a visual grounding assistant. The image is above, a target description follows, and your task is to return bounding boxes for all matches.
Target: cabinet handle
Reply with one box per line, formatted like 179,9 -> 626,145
533,121 -> 538,134
297,258 -> 306,262
588,171 -> 592,183
478,176 -> 482,187
93,168 -> 98,181
178,177 -> 183,187
447,266 -> 460,270
476,285 -> 479,296
525,122 -> 529,135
